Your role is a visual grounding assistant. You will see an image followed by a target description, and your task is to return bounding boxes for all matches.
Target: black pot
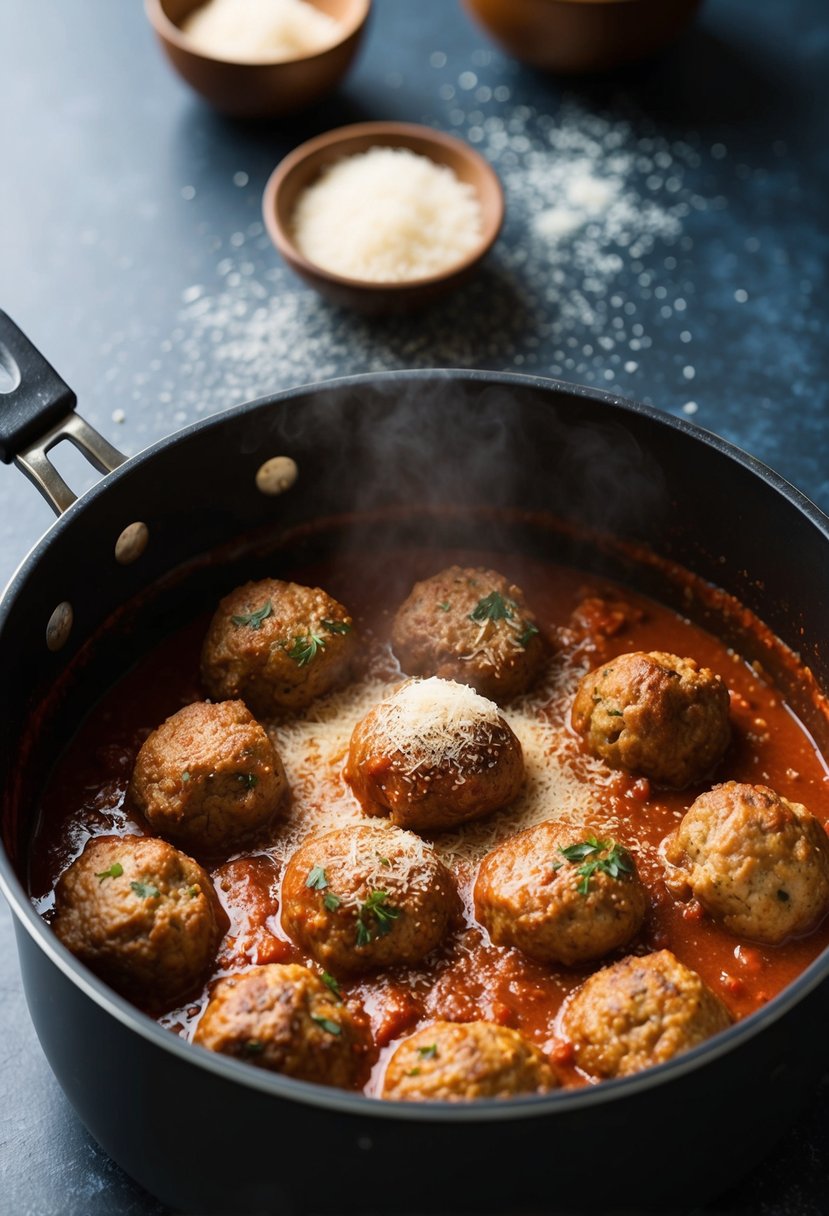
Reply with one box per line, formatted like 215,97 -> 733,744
2,310 -> 829,1215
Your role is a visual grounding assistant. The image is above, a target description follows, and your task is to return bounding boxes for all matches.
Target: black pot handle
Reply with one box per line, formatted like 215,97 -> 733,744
0,310 -> 126,515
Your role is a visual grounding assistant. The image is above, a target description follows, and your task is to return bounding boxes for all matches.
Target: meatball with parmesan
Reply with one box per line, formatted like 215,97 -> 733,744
128,699 -> 288,854
474,821 -> 647,966
561,949 -> 731,1079
193,964 -> 370,1089
391,566 -> 546,701
382,1020 -> 557,1101
663,782 -> 829,944
53,835 -> 223,1010
281,824 -> 459,976
572,650 -> 731,789
344,677 -> 525,832
201,578 -> 357,716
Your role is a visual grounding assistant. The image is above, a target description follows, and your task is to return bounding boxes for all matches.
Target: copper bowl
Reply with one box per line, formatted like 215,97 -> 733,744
262,121 -> 505,315
145,0 -> 371,118
462,0 -> 703,74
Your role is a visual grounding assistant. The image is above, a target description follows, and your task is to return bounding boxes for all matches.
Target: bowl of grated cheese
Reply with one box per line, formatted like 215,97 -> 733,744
262,122 -> 505,313
146,0 -> 371,118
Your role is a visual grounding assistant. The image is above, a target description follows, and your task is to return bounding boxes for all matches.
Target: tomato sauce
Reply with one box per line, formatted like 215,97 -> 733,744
29,546 -> 829,1094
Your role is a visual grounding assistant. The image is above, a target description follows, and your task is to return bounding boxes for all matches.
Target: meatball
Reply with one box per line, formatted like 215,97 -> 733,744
474,821 -> 647,966
663,782 -> 829,944
53,835 -> 223,1010
391,566 -> 545,701
571,650 -> 731,789
343,677 -> 525,832
201,578 -> 357,716
193,964 -> 370,1088
382,1020 -> 557,1101
281,824 -> 459,975
128,700 -> 288,854
561,949 -> 731,1079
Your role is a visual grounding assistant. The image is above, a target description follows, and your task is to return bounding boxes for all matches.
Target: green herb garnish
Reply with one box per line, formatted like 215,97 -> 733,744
242,1038 -> 264,1056
231,601 -> 273,630
406,1067 -> 422,1077
517,622 -> 539,649
375,853 -> 391,868
417,1043 -> 438,1059
306,865 -> 328,891
558,837 -> 633,896
356,890 -> 400,946
188,885 -> 200,899
606,708 -> 624,718
324,892 -> 342,912
95,862 -> 123,883
285,633 -> 326,667
321,619 -> 352,635
237,772 -> 258,790
181,771 -> 191,783
321,971 -> 342,1000
469,590 -> 516,623
438,602 -> 451,613
311,1015 -> 342,1036
130,880 -> 161,900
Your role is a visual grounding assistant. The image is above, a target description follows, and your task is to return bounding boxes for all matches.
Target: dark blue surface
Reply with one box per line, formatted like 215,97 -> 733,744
1,1 -> 828,1213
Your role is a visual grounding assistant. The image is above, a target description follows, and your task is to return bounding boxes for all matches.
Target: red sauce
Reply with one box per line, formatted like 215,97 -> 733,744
29,547 -> 829,1094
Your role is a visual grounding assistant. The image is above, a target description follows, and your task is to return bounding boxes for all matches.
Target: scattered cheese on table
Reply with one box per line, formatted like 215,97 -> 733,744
182,0 -> 340,63
291,147 -> 485,283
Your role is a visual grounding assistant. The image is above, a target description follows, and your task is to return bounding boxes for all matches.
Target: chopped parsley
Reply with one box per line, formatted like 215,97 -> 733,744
416,1043 -> 438,1059
95,862 -> 123,883
406,1067 -> 422,1077
306,865 -> 328,891
375,853 -> 391,868
516,622 -> 539,649
606,708 -> 624,718
356,890 -> 400,946
237,772 -> 258,790
285,633 -> 326,667
470,590 -> 516,623
311,1015 -> 341,1036
181,771 -> 191,783
231,601 -> 273,630
321,972 -> 343,1000
323,892 -> 342,912
188,885 -> 200,899
242,1038 -> 264,1056
438,601 -> 451,613
130,880 -> 161,900
321,619 -> 352,635
557,837 -> 634,896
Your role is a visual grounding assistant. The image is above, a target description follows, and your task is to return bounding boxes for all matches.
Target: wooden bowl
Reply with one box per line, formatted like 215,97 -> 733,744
262,122 -> 505,315
462,0 -> 703,74
145,0 -> 371,118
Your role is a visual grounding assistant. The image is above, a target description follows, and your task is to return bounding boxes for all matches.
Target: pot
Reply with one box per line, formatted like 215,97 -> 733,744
2,308 -> 829,1215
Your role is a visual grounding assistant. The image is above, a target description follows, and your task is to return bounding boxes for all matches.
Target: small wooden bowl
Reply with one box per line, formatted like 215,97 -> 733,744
462,0 -> 703,74
262,122 -> 505,315
145,0 -> 371,118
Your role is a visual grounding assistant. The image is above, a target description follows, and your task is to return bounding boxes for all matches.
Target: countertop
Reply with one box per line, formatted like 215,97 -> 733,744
1,1 -> 828,1213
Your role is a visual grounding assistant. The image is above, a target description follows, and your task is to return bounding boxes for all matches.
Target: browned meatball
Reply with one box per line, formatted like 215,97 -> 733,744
53,835 -> 223,1010
193,964 -> 370,1088
391,566 -> 546,701
663,782 -> 829,944
128,700 -> 288,854
281,825 -> 459,976
474,821 -> 647,965
561,950 -> 732,1079
343,677 -> 525,832
382,1020 -> 557,1101
201,578 -> 357,716
571,650 -> 731,788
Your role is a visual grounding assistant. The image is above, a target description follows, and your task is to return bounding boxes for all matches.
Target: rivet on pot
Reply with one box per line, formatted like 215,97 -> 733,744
115,521 -> 150,565
46,602 -> 73,652
256,456 -> 298,496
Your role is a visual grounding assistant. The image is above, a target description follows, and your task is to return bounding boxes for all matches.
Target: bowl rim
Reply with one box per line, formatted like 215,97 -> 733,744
262,121 -> 506,294
144,0 -> 372,67
3,367 -> 829,1123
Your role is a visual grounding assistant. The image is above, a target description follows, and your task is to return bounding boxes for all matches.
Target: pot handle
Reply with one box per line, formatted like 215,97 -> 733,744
0,310 -> 126,515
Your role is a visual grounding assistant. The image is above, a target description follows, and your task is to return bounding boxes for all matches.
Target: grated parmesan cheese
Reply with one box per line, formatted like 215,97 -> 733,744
181,0 -> 340,63
291,148 -> 485,283
368,677 -> 504,776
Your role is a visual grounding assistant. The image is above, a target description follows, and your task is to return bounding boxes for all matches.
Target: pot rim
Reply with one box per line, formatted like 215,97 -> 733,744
3,366 -> 829,1122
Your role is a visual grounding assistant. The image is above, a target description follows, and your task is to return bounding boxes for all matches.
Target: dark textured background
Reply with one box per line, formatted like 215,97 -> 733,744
1,1 -> 827,1213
